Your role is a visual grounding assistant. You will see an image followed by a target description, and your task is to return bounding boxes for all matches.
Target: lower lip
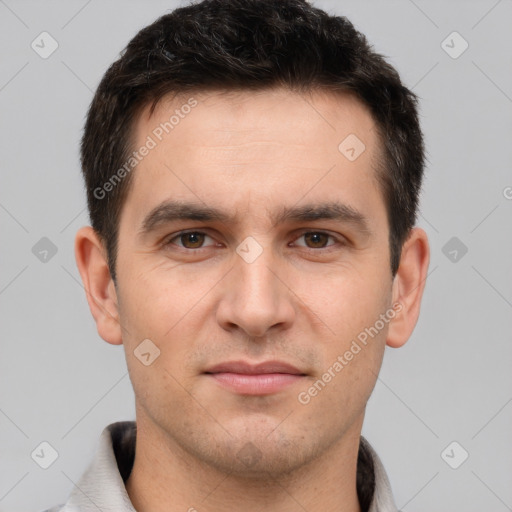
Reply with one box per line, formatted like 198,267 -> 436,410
206,372 -> 304,395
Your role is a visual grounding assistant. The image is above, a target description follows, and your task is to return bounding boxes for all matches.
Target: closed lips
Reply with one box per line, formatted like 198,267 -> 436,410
204,360 -> 306,375
204,360 -> 307,395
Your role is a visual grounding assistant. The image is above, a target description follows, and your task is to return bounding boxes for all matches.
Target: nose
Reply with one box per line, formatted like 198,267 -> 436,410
216,249 -> 296,338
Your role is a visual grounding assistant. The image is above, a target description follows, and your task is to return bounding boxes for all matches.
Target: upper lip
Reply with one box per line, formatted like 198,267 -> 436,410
204,360 -> 305,375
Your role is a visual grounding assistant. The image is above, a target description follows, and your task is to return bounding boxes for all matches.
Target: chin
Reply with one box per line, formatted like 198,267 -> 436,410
188,424 -> 323,479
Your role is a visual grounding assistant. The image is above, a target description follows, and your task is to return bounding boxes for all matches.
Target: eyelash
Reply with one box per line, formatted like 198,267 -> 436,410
162,230 -> 345,253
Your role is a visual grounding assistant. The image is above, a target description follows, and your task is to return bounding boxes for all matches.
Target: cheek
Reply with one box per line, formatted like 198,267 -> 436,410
303,265 -> 390,340
116,259 -> 220,388
300,320 -> 387,426
303,267 -> 391,397
118,256 -> 211,337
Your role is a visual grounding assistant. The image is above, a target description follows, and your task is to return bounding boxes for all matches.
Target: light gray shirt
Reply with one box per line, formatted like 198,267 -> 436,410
41,421 -> 399,512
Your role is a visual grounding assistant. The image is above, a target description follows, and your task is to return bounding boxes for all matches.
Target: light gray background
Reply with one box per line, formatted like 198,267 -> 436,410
1,0 -> 511,511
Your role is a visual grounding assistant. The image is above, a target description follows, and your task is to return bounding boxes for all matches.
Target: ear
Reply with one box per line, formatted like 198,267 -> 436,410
386,227 -> 430,348
74,226 -> 123,345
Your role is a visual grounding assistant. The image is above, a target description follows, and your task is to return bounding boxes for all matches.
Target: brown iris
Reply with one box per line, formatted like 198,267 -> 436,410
180,232 -> 206,248
303,232 -> 330,249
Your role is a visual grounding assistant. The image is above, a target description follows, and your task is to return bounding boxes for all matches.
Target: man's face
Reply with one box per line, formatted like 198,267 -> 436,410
114,87 -> 395,476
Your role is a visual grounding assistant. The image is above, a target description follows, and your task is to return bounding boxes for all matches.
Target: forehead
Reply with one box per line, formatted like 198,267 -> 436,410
124,87 -> 385,231
137,87 -> 378,153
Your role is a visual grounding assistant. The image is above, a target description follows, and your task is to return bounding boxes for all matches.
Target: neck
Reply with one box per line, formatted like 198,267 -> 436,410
125,415 -> 364,512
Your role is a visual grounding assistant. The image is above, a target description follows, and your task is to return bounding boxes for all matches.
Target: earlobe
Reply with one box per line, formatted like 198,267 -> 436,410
386,227 -> 430,348
74,226 -> 123,345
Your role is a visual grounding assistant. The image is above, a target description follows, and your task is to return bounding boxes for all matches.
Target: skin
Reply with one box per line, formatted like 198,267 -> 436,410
75,87 -> 429,512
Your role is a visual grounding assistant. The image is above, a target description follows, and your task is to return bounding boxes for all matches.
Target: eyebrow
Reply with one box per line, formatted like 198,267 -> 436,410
139,199 -> 372,237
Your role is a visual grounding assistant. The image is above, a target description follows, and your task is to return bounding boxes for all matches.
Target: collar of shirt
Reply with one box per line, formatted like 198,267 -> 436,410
43,421 -> 399,512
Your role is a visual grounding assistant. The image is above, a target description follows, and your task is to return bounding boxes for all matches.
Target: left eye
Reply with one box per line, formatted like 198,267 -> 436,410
293,232 -> 337,249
